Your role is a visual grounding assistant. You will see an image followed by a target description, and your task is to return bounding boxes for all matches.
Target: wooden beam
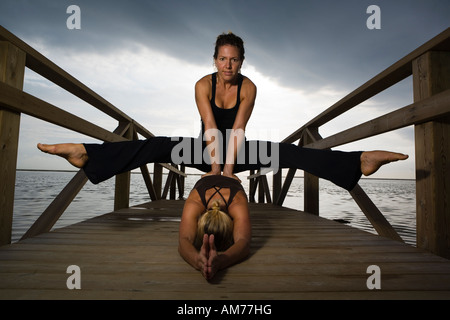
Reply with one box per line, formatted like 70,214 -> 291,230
0,26 -> 156,140
350,184 -> 403,242
303,128 -> 319,215
153,164 -> 163,200
162,171 -> 175,199
20,170 -> 88,240
272,169 -> 282,206
413,51 -> 450,259
114,123 -> 133,211
140,164 -> 157,201
304,89 -> 450,150
0,81 -> 127,143
283,28 -> 450,144
21,123 -> 130,240
260,175 -> 272,204
275,136 -> 304,206
275,168 -> 297,206
0,41 -> 25,245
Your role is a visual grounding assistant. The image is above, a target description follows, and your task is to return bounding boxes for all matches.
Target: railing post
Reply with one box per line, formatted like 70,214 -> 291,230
0,41 -> 25,245
153,163 -> 163,200
114,122 -> 133,211
303,128 -> 319,215
413,51 -> 450,259
273,169 -> 282,205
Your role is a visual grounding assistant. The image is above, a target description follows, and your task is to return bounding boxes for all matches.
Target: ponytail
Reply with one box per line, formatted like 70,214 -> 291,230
194,201 -> 234,251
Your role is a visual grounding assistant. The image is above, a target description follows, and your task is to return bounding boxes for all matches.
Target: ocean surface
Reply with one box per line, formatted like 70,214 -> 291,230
12,170 -> 417,245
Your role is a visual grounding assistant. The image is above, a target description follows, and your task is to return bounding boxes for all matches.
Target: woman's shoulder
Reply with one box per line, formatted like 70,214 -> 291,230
196,74 -> 213,86
240,75 -> 257,97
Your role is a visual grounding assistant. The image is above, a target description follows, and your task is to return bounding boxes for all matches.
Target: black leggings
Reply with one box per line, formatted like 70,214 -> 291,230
83,137 -> 362,191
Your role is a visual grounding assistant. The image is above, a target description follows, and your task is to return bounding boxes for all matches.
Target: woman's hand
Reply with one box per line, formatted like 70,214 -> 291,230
205,234 -> 220,280
197,234 -> 210,278
198,234 -> 221,280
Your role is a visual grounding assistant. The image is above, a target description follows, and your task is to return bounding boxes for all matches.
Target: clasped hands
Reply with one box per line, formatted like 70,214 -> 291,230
197,234 -> 221,281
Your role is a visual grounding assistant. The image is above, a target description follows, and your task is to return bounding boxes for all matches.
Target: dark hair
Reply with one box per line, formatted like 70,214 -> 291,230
213,32 -> 245,62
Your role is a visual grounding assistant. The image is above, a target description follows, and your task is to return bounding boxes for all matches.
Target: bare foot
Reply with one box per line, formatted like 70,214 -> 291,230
360,151 -> 409,176
37,143 -> 88,168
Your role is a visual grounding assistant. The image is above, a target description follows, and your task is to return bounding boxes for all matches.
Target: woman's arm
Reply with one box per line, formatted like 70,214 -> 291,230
205,191 -> 252,279
178,192 -> 208,272
195,76 -> 222,176
223,77 -> 257,178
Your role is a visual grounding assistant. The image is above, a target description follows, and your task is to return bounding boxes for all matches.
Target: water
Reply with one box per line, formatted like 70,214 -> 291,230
12,170 -> 417,245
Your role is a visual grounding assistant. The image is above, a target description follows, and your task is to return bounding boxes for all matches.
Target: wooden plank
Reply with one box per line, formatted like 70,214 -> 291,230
0,41 -> 25,246
350,184 -> 403,242
413,51 -> 450,259
0,26 -> 154,140
0,81 -> 128,143
21,122 -> 133,240
20,171 -> 88,240
114,123 -> 133,210
304,88 -> 450,150
303,128 -> 319,215
1,201 -> 450,300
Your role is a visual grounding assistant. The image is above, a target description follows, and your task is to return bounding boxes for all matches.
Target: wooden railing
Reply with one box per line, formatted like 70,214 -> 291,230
1,26 -> 449,259
248,28 -> 450,259
0,26 -> 186,245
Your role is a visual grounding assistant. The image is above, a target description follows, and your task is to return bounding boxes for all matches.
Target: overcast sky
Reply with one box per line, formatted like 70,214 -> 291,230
1,0 -> 449,179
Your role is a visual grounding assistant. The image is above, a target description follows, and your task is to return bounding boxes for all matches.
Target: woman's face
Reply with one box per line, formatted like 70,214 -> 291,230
214,44 -> 243,82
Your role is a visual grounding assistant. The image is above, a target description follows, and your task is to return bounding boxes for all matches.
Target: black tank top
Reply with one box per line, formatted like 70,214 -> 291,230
201,72 -> 244,139
193,175 -> 245,210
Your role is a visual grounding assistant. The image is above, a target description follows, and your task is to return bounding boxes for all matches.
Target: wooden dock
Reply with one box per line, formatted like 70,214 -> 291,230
1,200 -> 450,300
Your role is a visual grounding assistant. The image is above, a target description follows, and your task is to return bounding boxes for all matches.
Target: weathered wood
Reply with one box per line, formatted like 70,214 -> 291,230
0,81 -> 128,143
0,41 -> 25,246
170,165 -> 177,199
274,136 -> 305,206
140,164 -> 157,201
303,128 -> 320,215
260,175 -> 272,203
21,122 -> 131,240
413,51 -> 450,259
153,164 -> 163,200
20,171 -> 88,240
350,184 -> 403,242
114,123 -> 134,211
0,82 -> 186,178
0,26 -> 154,140
248,170 -> 256,203
275,167 -> 297,206
272,169 -> 282,205
162,171 -> 175,199
303,88 -> 450,150
1,200 -> 450,300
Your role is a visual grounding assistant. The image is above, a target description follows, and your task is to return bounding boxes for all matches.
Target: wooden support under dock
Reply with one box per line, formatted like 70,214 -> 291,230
1,200 -> 450,300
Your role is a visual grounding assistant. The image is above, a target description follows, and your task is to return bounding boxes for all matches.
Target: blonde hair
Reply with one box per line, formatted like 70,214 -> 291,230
194,200 -> 234,251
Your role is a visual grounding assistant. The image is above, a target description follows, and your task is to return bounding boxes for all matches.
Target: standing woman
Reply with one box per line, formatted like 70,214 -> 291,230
195,33 -> 257,181
36,32 -> 409,191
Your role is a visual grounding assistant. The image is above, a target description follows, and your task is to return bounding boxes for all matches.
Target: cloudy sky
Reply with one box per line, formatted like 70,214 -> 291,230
1,0 -> 449,179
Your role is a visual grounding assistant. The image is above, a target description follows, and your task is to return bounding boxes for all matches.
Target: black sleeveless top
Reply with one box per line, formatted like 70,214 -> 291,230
193,175 -> 245,210
200,72 -> 244,139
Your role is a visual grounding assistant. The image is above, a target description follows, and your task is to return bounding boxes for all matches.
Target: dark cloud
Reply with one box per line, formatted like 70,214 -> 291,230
1,0 -> 449,92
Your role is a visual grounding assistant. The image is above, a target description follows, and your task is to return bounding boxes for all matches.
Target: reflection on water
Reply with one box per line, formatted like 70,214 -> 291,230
13,171 -> 416,245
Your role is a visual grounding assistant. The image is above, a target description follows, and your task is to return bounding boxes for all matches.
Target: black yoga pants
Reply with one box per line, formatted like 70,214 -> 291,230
82,136 -> 362,191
